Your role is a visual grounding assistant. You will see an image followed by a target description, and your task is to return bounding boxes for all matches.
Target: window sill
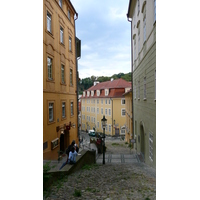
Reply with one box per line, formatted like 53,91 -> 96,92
46,30 -> 54,39
143,98 -> 147,101
47,78 -> 55,83
60,82 -> 66,86
61,117 -> 66,121
60,42 -> 65,48
48,120 -> 55,125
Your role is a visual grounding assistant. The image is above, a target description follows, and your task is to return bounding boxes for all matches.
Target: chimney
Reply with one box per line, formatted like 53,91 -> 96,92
94,81 -> 99,86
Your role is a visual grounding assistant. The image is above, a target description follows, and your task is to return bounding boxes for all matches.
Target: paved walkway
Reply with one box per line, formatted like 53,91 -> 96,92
44,139 -> 156,200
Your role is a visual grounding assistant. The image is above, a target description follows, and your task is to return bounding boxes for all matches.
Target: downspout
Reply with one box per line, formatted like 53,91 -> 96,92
127,15 -> 134,147
74,13 -> 79,147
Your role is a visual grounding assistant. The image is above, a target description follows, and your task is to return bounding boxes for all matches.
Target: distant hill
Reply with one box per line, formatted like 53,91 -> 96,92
78,72 -> 131,94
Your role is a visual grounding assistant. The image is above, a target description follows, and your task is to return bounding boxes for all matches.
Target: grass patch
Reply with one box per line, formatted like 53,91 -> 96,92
112,143 -> 120,146
73,189 -> 82,197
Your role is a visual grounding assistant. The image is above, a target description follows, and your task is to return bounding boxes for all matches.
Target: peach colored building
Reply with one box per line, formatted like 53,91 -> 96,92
81,79 -> 131,136
43,0 -> 79,160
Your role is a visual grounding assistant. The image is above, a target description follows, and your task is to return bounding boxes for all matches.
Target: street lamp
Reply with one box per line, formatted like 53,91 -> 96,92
101,115 -> 107,164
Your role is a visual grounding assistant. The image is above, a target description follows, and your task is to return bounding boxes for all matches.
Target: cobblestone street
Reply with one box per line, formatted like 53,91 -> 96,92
44,140 -> 156,200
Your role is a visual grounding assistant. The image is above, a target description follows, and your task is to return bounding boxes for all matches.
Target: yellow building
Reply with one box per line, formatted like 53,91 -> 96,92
81,79 -> 131,136
43,0 -> 79,160
123,89 -> 133,144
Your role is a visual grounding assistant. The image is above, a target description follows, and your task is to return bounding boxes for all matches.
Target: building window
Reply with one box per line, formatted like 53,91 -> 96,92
97,121 -> 99,128
108,99 -> 111,104
69,37 -> 72,51
138,81 -> 140,99
143,14 -> 146,42
121,127 -> 126,134
59,0 -> 62,8
121,99 -> 125,105
105,108 -> 107,115
47,12 -> 51,33
134,39 -> 136,60
97,99 -> 99,104
144,77 -> 146,99
47,57 -> 53,80
138,24 -> 140,53
109,109 -> 111,116
68,9 -> 71,20
60,26 -> 64,44
105,99 -> 107,104
97,108 -> 99,114
70,102 -> 74,116
101,99 -> 103,104
109,125 -> 111,132
61,64 -> 65,83
70,69 -> 73,86
101,108 -> 103,115
137,0 -> 140,15
49,103 -> 54,122
149,132 -> 153,161
154,0 -> 156,22
62,102 -> 66,118
122,109 -> 126,116
134,85 -> 136,99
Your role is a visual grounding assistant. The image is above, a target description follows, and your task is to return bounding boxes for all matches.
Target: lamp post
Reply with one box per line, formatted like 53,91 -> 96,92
101,115 -> 107,164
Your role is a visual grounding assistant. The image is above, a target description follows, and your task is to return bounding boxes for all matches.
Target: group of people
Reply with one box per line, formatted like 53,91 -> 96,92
59,140 -> 81,170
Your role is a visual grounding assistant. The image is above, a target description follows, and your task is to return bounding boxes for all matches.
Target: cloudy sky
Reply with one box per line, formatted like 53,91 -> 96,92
70,0 -> 131,79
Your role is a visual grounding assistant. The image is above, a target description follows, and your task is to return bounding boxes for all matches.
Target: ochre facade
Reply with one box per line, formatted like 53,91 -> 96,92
43,0 -> 78,160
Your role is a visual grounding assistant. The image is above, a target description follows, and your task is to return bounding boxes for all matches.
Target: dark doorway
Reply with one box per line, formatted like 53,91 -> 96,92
140,125 -> 145,156
60,130 -> 69,153
115,128 -> 119,136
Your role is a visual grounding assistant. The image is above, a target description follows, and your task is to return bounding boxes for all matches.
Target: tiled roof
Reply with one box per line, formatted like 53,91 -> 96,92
87,78 -> 131,91
81,79 -> 131,99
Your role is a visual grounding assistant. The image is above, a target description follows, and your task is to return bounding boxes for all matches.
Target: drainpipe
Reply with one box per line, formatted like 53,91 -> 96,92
110,98 -> 113,136
127,15 -> 135,149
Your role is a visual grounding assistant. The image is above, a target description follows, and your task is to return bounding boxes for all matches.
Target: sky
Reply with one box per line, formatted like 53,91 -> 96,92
70,0 -> 131,79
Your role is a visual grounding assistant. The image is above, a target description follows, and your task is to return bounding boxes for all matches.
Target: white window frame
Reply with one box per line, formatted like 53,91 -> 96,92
61,64 -> 65,83
105,108 -> 107,115
101,108 -> 103,115
60,26 -> 64,44
143,15 -> 146,42
69,37 -> 72,51
59,0 -> 62,8
144,77 -> 146,99
47,12 -> 51,33
109,124 -> 111,132
121,109 -> 126,116
70,69 -> 73,86
62,102 -> 65,118
105,99 -> 107,104
97,99 -> 99,104
49,103 -> 54,122
101,99 -> 103,104
68,9 -> 71,20
134,85 -> 137,99
47,57 -> 53,80
121,127 -> 126,135
109,109 -> 111,116
138,81 -> 140,99
121,99 -> 125,105
70,102 -> 74,116
108,99 -> 111,104
97,108 -> 99,114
